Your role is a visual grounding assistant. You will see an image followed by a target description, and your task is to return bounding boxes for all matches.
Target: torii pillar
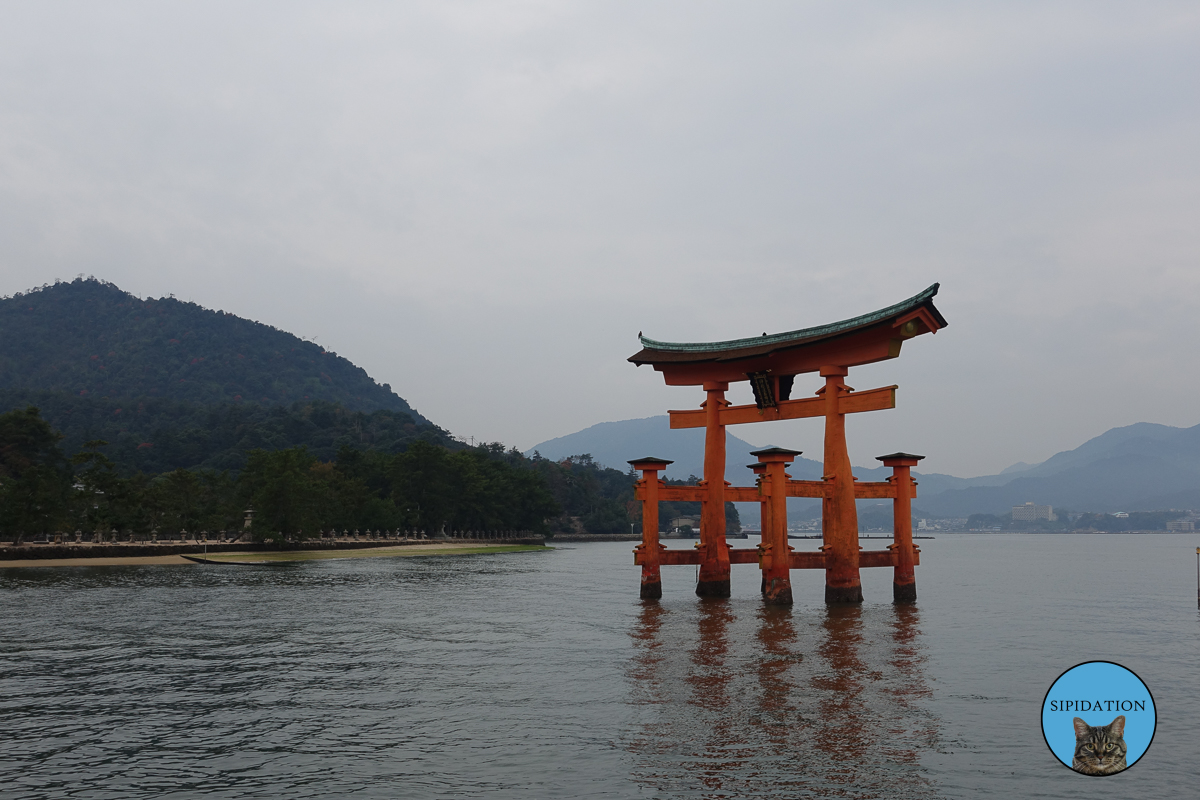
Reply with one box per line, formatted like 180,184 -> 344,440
630,457 -> 673,600
879,452 -> 923,602
820,365 -> 862,604
752,447 -> 800,605
697,381 -> 732,597
748,461 -> 769,596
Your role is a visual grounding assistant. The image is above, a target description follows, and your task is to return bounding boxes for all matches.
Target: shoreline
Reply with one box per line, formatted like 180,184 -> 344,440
0,542 -> 550,568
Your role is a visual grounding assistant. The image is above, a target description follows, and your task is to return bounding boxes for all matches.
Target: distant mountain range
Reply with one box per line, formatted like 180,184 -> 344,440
527,416 -> 766,482
528,417 -> 1200,515
916,422 -> 1200,515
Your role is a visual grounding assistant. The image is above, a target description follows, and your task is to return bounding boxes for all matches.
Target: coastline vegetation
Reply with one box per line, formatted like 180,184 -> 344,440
0,406 -> 650,542
966,510 -> 1188,531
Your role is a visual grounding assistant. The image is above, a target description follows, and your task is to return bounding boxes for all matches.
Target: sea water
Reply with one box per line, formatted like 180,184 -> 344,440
1,534 -> 1197,798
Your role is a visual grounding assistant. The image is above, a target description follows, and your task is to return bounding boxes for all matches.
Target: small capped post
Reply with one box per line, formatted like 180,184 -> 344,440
750,447 -> 802,605
877,452 -> 924,603
629,457 -> 673,600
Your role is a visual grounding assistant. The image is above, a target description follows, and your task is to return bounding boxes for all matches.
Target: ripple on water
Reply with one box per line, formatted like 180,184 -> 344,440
3,536 -> 1199,798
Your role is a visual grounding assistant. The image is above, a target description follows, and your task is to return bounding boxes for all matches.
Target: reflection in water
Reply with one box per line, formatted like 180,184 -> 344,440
626,601 -> 941,798
755,605 -> 802,742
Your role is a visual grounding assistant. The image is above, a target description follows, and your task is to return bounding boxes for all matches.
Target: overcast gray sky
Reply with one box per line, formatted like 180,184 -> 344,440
2,2 -> 1198,477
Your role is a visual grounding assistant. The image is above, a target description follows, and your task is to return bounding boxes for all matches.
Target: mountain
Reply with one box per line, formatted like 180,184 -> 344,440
0,278 -> 456,473
527,416 -> 995,495
526,415 -> 803,483
0,278 -> 428,419
917,422 -> 1200,516
532,416 -> 1200,517
0,390 -> 455,474
1000,460 -> 1040,474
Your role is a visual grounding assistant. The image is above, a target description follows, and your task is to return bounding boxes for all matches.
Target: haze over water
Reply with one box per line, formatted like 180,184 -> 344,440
2,535 -> 1196,798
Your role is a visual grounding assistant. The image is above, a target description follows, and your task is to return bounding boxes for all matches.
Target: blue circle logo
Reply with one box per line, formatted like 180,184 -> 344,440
1041,661 -> 1155,776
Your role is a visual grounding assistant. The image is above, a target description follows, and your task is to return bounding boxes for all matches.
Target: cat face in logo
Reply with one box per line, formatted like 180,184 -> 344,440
1071,715 -> 1127,775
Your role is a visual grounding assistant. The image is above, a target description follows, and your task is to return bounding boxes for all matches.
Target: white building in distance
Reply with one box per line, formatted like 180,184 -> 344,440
1013,502 -> 1056,522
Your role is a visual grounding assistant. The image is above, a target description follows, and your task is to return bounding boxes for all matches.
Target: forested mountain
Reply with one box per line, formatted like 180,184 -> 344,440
0,390 -> 454,474
0,278 -> 427,418
0,278 -> 721,539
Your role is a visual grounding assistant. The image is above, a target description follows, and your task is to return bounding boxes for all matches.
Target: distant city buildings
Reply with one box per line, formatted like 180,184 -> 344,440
1166,520 -> 1195,532
1012,502 -> 1056,522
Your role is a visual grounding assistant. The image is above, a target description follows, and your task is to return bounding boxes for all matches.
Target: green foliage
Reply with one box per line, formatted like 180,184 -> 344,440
967,510 -> 1085,531
0,277 -> 427,416
0,408 -> 568,541
226,442 -> 563,541
1074,511 -> 1187,531
0,411 -> 730,542
0,406 -> 71,539
0,280 -> 643,541
142,469 -> 238,535
967,513 -> 1005,529
654,475 -> 742,534
526,453 -> 641,534
238,448 -> 324,541
0,391 -> 456,475
70,439 -> 129,533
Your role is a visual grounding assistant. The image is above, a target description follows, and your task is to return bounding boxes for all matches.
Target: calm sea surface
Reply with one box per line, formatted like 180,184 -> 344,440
2,534 -> 1198,799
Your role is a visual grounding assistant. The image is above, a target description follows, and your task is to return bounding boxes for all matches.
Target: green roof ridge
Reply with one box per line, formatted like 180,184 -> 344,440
638,283 -> 940,353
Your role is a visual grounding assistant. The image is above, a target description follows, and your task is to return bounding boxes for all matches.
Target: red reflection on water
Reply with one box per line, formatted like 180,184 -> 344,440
625,601 -> 939,799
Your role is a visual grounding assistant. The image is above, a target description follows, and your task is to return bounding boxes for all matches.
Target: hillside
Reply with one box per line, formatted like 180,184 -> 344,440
526,415 -> 810,483
0,390 -> 455,474
532,416 -> 1200,518
0,278 -> 428,418
917,422 -> 1200,515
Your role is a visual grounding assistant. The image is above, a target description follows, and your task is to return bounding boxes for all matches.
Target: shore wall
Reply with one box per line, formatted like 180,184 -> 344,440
551,532 -> 748,542
0,536 -> 546,561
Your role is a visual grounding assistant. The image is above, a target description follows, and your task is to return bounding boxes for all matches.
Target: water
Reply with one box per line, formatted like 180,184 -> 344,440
1,534 -> 1197,798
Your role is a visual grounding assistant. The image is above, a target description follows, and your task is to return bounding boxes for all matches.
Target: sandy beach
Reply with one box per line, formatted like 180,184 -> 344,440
0,542 -> 549,568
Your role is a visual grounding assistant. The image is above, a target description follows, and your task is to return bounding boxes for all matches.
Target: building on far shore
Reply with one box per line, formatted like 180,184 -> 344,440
1012,502 -> 1056,522
1167,520 -> 1195,531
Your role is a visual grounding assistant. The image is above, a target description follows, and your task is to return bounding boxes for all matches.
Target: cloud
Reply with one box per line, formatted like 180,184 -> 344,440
1,1 -> 1198,476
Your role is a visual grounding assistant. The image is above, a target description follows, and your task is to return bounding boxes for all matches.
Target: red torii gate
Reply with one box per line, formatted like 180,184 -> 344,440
628,284 -> 947,604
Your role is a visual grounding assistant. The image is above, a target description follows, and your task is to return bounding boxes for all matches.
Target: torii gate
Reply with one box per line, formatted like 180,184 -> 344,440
628,284 -> 947,604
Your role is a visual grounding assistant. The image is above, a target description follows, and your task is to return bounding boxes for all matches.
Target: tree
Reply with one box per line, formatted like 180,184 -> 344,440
71,439 -> 130,535
141,468 -> 236,535
392,440 -> 454,532
0,406 -> 71,540
238,448 -> 324,541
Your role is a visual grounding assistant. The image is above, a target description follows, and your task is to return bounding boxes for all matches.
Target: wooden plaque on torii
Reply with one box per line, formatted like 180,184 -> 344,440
628,284 -> 947,604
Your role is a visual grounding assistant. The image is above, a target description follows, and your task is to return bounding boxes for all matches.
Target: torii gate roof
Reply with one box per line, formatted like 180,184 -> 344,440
629,283 -> 947,385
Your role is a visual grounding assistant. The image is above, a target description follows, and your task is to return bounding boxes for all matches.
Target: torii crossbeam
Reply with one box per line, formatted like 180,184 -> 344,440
628,284 -> 948,604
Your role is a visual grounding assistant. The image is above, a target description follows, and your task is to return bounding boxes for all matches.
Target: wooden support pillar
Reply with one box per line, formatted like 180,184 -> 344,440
630,457 -> 673,600
748,462 -> 769,595
878,452 -> 923,603
752,447 -> 800,605
697,381 -> 731,598
820,366 -> 863,604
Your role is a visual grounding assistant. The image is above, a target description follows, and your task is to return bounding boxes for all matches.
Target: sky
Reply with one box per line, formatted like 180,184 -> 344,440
1,2 -> 1198,478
